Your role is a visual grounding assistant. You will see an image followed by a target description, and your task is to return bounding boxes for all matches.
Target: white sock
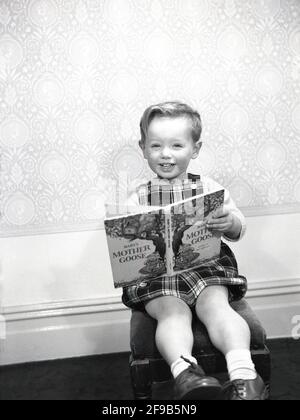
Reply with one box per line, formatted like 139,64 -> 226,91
171,355 -> 198,379
225,349 -> 257,381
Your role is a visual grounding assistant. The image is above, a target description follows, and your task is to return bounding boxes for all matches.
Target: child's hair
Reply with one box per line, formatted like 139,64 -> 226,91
140,101 -> 202,145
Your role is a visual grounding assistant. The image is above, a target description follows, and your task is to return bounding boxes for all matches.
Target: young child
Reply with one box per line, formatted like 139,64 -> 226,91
123,102 -> 268,400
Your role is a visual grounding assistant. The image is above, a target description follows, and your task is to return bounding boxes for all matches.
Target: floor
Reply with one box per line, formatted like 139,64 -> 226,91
0,338 -> 299,400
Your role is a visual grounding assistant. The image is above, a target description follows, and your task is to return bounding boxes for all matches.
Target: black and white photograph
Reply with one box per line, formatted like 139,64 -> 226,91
0,0 -> 299,403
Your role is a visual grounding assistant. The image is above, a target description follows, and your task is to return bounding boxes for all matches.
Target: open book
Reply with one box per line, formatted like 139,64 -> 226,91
104,189 -> 224,288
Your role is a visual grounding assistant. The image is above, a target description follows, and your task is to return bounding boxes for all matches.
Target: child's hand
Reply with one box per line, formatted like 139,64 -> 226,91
206,207 -> 241,239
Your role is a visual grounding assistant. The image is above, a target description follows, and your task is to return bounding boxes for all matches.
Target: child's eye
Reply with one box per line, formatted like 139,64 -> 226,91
151,144 -> 160,148
173,144 -> 183,148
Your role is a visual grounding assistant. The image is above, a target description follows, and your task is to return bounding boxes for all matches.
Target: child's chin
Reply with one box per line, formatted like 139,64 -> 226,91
157,167 -> 177,177
158,172 -> 177,179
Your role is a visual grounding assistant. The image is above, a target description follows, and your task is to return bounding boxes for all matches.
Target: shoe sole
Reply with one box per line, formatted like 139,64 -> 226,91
180,385 -> 222,400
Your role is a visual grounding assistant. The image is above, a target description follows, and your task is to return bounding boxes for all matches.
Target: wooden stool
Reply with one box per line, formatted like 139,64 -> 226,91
129,298 -> 271,400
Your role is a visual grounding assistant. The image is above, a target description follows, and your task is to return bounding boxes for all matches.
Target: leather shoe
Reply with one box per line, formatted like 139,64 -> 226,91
222,375 -> 269,400
174,357 -> 222,400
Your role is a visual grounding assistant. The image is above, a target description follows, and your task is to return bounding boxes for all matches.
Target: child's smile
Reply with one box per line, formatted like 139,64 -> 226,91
140,117 -> 201,181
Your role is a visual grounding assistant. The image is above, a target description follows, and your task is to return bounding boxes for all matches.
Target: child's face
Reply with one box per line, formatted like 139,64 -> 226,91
140,116 -> 201,181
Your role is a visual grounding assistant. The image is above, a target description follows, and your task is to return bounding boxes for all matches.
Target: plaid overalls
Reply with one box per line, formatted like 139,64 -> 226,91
122,173 -> 247,310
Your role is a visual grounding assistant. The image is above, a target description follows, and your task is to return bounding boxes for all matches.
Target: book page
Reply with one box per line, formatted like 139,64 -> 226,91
170,190 -> 224,274
104,209 -> 167,287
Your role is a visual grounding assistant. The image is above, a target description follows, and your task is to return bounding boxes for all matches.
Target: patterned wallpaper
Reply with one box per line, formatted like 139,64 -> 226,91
0,0 -> 299,237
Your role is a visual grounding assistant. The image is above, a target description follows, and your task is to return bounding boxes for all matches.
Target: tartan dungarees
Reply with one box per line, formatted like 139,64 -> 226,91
122,173 -> 247,310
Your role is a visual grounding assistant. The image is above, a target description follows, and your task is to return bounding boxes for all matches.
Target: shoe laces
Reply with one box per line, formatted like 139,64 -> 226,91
180,356 -> 204,375
225,380 -> 248,400
181,355 -> 197,367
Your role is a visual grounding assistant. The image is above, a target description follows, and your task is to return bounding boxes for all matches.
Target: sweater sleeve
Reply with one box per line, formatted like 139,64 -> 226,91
124,179 -> 151,214
202,176 -> 246,242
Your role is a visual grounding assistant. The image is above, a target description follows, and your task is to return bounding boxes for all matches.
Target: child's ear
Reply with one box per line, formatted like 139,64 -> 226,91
192,141 -> 202,159
139,140 -> 147,158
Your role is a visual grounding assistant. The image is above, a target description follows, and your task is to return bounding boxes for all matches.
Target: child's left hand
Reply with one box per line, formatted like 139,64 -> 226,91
206,207 -> 235,234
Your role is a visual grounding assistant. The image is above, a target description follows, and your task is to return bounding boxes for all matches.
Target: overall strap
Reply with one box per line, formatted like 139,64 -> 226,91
147,181 -> 152,206
188,173 -> 202,197
188,173 -> 201,182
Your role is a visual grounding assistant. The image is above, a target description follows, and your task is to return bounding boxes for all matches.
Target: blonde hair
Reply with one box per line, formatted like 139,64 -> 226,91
140,101 -> 202,145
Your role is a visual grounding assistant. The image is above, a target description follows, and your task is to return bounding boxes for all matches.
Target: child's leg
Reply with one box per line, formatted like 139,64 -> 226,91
195,286 -> 250,355
145,296 -> 193,366
195,286 -> 256,379
145,295 -> 222,400
195,286 -> 268,400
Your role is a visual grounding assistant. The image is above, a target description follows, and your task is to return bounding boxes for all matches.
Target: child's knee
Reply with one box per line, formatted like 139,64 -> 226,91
195,286 -> 230,319
197,286 -> 228,305
146,296 -> 192,322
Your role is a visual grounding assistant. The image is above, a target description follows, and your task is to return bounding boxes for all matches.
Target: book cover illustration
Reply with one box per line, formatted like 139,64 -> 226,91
104,209 -> 167,287
105,189 -> 224,288
171,189 -> 225,274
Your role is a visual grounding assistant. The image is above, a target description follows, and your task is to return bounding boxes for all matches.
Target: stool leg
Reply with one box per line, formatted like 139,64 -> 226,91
129,356 -> 152,400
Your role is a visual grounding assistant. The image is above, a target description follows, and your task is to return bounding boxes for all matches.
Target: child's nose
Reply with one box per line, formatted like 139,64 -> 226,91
160,146 -> 172,158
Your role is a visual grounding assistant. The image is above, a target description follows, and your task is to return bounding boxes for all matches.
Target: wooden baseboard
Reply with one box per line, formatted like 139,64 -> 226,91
246,278 -> 300,339
1,278 -> 300,366
0,297 -> 130,366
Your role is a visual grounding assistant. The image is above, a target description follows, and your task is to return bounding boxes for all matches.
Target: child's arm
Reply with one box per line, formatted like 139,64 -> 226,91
202,177 -> 246,241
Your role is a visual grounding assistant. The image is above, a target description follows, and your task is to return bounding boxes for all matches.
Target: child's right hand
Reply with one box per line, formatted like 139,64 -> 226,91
206,207 -> 241,240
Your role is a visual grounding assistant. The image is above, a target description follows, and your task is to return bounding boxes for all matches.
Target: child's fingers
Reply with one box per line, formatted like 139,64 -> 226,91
207,216 -> 229,225
207,223 -> 228,231
212,208 -> 222,218
212,207 -> 229,218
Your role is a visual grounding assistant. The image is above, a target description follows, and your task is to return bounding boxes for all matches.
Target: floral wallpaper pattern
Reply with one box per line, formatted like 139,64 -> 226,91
0,0 -> 299,237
